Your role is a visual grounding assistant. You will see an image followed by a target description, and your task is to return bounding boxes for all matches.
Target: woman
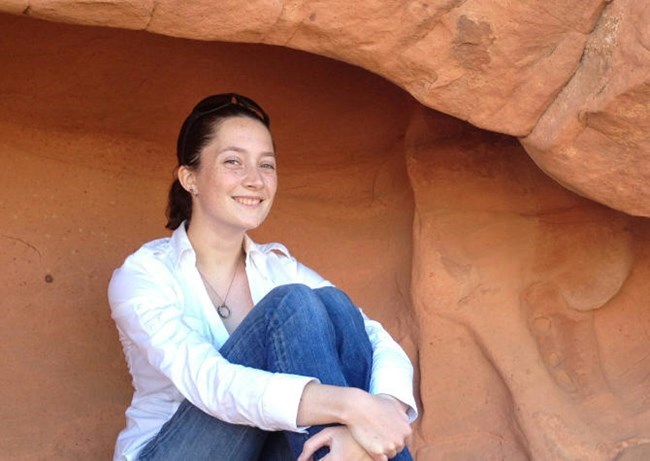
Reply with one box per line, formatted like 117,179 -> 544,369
109,93 -> 417,461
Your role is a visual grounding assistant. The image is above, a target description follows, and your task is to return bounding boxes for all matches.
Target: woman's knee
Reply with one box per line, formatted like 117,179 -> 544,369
313,287 -> 363,323
263,284 -> 328,321
267,283 -> 313,298
259,284 -> 362,332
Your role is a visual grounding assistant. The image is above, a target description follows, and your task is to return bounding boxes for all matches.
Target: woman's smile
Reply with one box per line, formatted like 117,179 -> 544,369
112,93 -> 416,461
233,196 -> 265,206
181,116 -> 278,235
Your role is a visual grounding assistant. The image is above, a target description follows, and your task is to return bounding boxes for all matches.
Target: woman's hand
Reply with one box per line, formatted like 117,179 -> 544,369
296,384 -> 411,460
343,391 -> 411,460
297,426 -> 374,461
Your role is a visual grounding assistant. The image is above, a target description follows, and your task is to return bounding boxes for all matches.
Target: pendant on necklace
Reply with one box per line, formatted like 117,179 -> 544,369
216,303 -> 231,319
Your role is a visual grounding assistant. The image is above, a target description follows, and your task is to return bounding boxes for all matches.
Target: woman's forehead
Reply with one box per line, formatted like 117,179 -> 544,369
207,117 -> 275,154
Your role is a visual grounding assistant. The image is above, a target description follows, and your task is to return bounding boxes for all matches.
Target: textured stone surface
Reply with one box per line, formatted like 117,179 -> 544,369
1,9 -> 649,461
26,0 -> 153,29
406,107 -> 650,460
2,0 -> 648,216
8,0 -> 601,135
0,16 -> 415,459
521,0 -> 650,217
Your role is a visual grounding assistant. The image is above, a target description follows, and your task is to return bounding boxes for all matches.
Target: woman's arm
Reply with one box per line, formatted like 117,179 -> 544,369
109,252 -> 315,432
299,426 -> 375,461
362,314 -> 418,422
295,383 -> 411,460
288,256 -> 418,422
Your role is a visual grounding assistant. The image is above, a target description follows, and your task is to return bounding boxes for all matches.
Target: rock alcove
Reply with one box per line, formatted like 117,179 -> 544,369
1,2 -> 649,459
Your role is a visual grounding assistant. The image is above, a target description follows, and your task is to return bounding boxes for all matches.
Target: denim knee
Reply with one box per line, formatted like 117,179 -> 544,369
264,284 -> 329,324
266,283 -> 313,299
313,287 -> 364,322
266,285 -> 364,327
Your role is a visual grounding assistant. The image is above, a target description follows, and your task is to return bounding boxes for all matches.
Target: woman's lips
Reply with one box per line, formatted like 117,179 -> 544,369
233,196 -> 263,206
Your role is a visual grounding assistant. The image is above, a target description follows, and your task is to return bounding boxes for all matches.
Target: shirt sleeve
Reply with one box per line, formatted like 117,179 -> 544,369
360,311 -> 418,423
109,252 -> 315,432
284,255 -> 418,422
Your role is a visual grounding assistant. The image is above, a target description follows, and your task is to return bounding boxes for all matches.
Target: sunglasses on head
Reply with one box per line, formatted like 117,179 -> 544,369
191,93 -> 270,127
179,93 -> 270,161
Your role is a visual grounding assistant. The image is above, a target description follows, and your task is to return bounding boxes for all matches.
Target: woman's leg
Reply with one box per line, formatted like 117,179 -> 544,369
310,287 -> 413,461
223,284 -> 412,460
308,287 -> 413,461
219,283 -> 372,457
140,283 -> 410,460
136,283 -> 352,461
312,286 -> 374,390
137,399 -> 268,461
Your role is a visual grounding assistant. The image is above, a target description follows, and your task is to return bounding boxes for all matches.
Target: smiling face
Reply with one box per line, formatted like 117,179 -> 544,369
178,116 -> 277,236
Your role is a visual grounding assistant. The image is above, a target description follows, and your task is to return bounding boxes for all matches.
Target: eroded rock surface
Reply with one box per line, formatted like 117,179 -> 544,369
1,0 -> 648,216
1,6 -> 649,461
406,107 -> 650,460
522,0 -> 650,218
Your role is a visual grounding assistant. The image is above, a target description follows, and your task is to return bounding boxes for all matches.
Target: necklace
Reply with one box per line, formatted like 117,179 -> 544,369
197,258 -> 240,319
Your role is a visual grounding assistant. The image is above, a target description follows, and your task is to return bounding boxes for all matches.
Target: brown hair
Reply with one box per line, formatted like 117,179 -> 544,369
165,94 -> 271,230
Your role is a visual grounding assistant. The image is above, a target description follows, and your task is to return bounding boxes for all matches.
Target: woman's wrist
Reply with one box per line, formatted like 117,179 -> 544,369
376,393 -> 410,416
337,387 -> 367,426
296,382 -> 362,427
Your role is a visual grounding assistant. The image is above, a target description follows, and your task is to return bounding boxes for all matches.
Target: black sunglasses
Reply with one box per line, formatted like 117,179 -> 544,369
178,93 -> 270,161
191,93 -> 270,126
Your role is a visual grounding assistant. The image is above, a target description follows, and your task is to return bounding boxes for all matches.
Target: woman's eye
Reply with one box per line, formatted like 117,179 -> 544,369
261,163 -> 276,170
224,159 -> 241,166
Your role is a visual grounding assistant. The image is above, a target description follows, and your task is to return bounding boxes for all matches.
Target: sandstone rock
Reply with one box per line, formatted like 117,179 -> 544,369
521,0 -> 650,217
1,0 -> 26,15
26,0 -> 153,29
1,0 -> 648,216
399,0 -> 650,218
406,107 -> 650,460
1,6 -> 649,461
10,0 -> 602,135
147,0 -> 282,42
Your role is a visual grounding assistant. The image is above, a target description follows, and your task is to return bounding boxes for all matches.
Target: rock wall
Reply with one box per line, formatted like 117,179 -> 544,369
1,0 -> 648,217
1,10 -> 649,461
407,109 -> 650,459
0,14 -> 416,459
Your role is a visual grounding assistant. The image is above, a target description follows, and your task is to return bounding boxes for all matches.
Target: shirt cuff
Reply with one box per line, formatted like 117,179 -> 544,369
260,373 -> 319,432
369,368 -> 418,423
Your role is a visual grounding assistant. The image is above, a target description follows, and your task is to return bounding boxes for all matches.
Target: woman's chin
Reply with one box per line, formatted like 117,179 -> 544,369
237,217 -> 267,233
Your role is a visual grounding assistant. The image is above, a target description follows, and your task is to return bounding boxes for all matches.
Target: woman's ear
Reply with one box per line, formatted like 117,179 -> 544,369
178,166 -> 197,196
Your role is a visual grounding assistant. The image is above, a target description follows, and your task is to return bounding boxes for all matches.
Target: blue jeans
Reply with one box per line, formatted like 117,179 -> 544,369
137,284 -> 413,460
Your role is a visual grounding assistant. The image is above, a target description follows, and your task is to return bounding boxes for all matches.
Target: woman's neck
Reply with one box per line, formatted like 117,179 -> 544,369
186,220 -> 245,273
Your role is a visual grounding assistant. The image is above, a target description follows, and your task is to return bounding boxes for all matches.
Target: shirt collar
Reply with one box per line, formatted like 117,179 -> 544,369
170,221 -> 195,268
243,234 -> 291,259
170,221 -> 291,268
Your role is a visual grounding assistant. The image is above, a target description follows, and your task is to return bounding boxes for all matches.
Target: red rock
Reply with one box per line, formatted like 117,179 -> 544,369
1,4 -> 649,460
521,0 -> 650,217
2,0 -> 648,215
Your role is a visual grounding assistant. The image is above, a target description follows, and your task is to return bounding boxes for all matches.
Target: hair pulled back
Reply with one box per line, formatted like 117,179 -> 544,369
165,93 -> 271,230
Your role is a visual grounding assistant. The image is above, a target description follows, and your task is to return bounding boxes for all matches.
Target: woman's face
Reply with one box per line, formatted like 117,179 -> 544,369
181,116 -> 277,235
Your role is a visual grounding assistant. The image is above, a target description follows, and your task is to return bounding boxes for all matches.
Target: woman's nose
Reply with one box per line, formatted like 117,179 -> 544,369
243,164 -> 264,188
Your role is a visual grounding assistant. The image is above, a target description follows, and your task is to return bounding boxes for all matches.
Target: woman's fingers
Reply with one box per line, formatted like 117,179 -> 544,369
301,426 -> 377,461
298,429 -> 332,461
301,391 -> 412,461
345,392 -> 411,458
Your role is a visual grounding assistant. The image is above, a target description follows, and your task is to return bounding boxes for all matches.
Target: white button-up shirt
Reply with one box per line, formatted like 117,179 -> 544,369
109,223 -> 417,460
